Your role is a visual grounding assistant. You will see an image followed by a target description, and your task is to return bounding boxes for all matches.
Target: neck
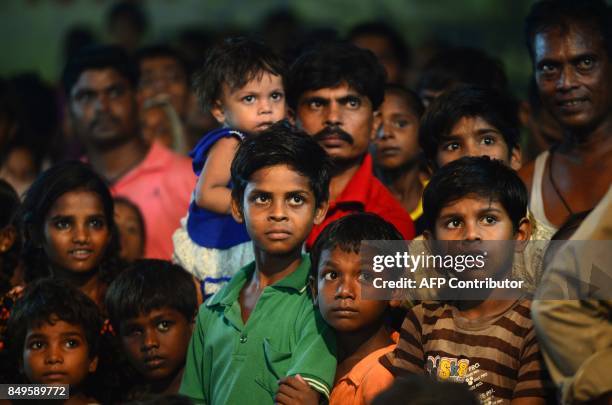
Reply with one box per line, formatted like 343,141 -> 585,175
558,118 -> 612,157
152,366 -> 184,395
51,266 -> 104,307
337,322 -> 392,363
252,247 -> 304,288
329,157 -> 363,202
455,298 -> 517,320
381,162 -> 424,210
85,137 -> 148,183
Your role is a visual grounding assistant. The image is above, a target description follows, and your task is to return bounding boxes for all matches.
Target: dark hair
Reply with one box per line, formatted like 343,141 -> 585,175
525,0 -> 612,61
417,47 -> 508,95
372,376 -> 479,405
0,180 -> 20,296
7,278 -> 102,358
105,259 -> 197,331
385,84 -> 425,118
347,21 -> 412,70
422,156 -> 528,233
62,45 -> 138,96
287,41 -> 386,110
113,196 -> 146,253
309,213 -> 403,278
106,1 -> 148,35
193,37 -> 286,112
19,161 -> 121,283
231,121 -> 332,209
419,85 -> 520,168
134,44 -> 190,79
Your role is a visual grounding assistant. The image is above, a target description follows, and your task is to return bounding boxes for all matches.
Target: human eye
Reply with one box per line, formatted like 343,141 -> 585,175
74,90 -> 96,104
242,95 -> 256,104
250,193 -> 270,205
322,271 -> 338,281
480,215 -> 498,225
123,326 -> 142,337
358,271 -> 374,282
157,320 -> 172,332
443,141 -> 460,152
308,99 -> 324,109
393,119 -> 409,129
270,91 -> 284,101
108,85 -> 126,99
53,218 -> 71,230
65,339 -> 81,348
481,135 -> 496,146
538,62 -> 558,76
445,218 -> 462,229
28,340 -> 45,350
89,217 -> 106,229
287,193 -> 306,206
346,97 -> 361,109
576,56 -> 596,71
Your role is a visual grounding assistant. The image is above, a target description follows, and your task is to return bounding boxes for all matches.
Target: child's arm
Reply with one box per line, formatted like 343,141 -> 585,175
275,374 -> 319,405
194,136 -> 240,214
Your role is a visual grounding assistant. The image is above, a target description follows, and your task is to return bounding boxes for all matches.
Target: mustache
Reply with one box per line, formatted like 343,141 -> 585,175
90,113 -> 120,130
312,126 -> 354,145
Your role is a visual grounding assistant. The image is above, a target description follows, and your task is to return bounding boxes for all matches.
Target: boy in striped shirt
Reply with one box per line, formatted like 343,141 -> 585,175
383,157 -> 552,404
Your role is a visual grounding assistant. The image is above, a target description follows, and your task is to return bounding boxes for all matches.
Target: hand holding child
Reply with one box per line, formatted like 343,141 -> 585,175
275,374 -> 320,405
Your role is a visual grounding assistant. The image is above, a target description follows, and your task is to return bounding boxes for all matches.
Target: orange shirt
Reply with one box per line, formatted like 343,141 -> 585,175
329,334 -> 397,405
110,142 -> 196,259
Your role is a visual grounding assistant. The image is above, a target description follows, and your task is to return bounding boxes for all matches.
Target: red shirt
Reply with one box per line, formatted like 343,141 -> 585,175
306,154 -> 415,249
110,142 -> 196,259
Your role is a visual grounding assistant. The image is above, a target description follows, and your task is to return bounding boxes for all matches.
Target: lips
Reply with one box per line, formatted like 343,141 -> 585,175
256,122 -> 274,130
556,97 -> 589,113
378,147 -> 401,157
143,355 -> 166,369
42,371 -> 68,383
68,248 -> 94,260
331,306 -> 359,317
265,229 -> 292,241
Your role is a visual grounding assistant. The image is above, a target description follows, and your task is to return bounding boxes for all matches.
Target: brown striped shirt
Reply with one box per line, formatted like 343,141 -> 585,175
383,300 -> 552,404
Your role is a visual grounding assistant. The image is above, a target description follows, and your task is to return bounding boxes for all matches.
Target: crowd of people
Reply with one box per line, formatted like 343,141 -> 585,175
0,0 -> 610,403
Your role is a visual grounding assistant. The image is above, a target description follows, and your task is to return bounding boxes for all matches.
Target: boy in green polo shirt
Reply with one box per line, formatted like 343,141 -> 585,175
180,122 -> 337,404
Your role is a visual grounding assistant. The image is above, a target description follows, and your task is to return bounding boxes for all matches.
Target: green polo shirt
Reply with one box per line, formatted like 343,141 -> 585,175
180,255 -> 337,404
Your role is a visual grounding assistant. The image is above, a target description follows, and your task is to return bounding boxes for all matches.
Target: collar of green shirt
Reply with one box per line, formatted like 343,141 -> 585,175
206,255 -> 312,308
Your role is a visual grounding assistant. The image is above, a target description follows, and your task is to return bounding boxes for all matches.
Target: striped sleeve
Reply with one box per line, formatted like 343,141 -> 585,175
513,323 -> 552,399
382,305 -> 425,377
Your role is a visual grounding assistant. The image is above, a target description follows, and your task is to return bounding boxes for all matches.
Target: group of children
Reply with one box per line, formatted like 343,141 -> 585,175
0,33 -> 565,405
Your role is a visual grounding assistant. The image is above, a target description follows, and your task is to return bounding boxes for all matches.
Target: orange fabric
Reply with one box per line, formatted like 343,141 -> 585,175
329,333 -> 398,405
110,142 -> 196,259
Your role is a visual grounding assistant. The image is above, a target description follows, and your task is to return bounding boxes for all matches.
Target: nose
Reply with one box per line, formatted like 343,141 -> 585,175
142,329 -> 160,352
72,223 -> 90,244
268,199 -> 288,222
94,93 -> 111,113
377,121 -> 394,141
324,102 -> 342,127
556,65 -> 578,92
335,276 -> 356,300
44,344 -> 63,365
463,221 -> 481,242
258,98 -> 272,115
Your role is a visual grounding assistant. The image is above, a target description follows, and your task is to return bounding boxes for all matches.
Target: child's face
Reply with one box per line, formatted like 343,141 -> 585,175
436,116 -> 521,170
119,308 -> 193,381
114,201 -> 145,262
23,318 -> 97,385
315,248 -> 387,332
43,190 -> 110,274
211,72 -> 287,133
232,164 -> 327,256
374,91 -> 421,170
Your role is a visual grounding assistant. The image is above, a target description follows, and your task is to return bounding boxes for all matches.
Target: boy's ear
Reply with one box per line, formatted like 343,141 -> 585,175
313,201 -> 329,225
308,275 -> 318,305
0,225 -> 16,253
88,355 -> 99,373
509,145 -> 522,171
210,100 -> 226,125
370,111 -> 382,141
230,198 -> 244,224
514,216 -> 531,252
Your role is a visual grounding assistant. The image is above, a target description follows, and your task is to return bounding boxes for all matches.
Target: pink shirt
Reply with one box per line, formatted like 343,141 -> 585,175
110,142 -> 196,260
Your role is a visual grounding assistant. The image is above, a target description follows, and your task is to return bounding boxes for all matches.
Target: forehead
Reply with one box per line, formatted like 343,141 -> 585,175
318,247 -> 361,269
439,195 -> 508,216
72,68 -> 131,94
450,116 -> 501,134
140,56 -> 184,72
47,190 -> 104,216
27,318 -> 86,337
300,82 -> 363,100
246,164 -> 312,191
534,23 -> 607,61
122,307 -> 185,325
382,92 -> 415,114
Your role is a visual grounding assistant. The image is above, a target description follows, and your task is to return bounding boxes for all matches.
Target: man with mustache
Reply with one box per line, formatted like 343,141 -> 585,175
288,42 -> 415,248
519,0 -> 612,230
63,45 -> 195,260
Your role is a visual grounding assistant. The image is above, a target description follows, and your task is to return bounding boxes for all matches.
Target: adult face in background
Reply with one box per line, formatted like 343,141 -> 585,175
137,54 -> 190,118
